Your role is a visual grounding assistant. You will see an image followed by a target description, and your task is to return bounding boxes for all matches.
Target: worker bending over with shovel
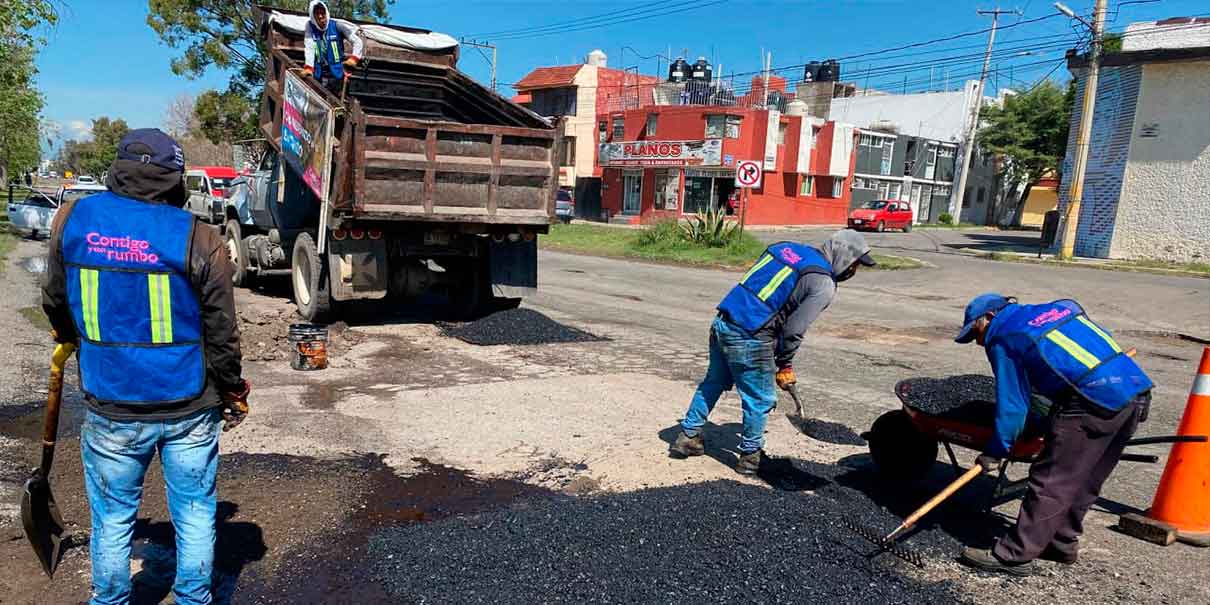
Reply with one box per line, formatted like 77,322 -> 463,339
42,129 -> 249,604
954,294 -> 1152,576
670,230 -> 876,474
304,0 -> 364,96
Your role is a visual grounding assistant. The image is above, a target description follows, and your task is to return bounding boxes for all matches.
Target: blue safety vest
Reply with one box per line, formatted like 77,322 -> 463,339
717,242 -> 833,334
989,300 -> 1152,413
309,20 -> 345,80
61,192 -> 206,405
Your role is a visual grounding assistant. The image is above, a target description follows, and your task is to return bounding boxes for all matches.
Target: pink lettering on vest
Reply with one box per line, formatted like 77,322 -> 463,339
1029,307 -> 1071,327
85,232 -> 160,265
779,248 -> 802,264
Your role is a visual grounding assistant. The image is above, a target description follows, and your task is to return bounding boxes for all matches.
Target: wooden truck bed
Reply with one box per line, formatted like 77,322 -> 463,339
255,7 -> 558,227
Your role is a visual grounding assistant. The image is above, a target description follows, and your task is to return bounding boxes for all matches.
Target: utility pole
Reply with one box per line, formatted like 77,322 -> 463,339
1057,0 -> 1108,259
952,8 -> 1016,220
461,38 -> 498,91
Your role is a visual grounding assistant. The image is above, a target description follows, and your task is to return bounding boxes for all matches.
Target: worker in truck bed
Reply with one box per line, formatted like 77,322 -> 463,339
41,129 -> 250,604
670,230 -> 877,475
953,294 -> 1153,576
304,0 -> 364,96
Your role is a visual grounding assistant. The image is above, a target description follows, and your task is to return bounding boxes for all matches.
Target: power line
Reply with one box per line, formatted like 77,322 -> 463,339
492,0 -> 728,41
465,0 -> 683,38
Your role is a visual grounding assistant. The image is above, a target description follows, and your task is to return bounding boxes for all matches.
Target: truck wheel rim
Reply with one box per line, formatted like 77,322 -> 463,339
227,236 -> 240,276
295,254 -> 312,306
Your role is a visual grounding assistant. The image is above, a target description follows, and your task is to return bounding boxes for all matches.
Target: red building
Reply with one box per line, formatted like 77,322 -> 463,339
597,103 -> 857,225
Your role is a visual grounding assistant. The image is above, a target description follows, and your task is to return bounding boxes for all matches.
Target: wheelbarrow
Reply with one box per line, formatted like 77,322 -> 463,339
862,375 -> 1194,508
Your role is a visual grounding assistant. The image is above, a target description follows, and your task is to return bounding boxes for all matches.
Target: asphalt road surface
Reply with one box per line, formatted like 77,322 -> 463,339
1,234 -> 1207,604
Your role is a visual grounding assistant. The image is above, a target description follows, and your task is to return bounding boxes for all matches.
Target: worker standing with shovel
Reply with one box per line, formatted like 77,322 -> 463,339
39,129 -> 249,604
670,230 -> 876,474
953,294 -> 1153,576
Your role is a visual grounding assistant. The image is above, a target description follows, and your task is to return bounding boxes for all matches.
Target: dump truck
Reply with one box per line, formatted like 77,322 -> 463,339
228,7 -> 559,321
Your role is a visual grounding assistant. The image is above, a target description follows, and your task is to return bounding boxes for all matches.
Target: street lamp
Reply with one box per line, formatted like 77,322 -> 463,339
1055,0 -> 1106,260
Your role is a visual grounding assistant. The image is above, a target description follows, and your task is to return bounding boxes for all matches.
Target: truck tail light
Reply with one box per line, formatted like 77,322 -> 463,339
368,229 -> 383,240
332,229 -> 347,241
350,229 -> 365,240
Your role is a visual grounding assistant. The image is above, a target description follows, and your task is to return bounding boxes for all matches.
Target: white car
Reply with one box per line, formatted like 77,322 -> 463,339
76,175 -> 97,185
6,186 -> 59,238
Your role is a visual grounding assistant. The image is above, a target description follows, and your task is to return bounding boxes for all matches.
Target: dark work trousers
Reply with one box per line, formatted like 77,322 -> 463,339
994,392 -> 1148,563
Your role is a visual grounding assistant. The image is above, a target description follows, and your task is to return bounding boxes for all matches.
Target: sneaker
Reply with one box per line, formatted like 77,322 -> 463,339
959,547 -> 1036,577
670,431 -> 705,458
735,450 -> 765,475
1039,544 -> 1078,565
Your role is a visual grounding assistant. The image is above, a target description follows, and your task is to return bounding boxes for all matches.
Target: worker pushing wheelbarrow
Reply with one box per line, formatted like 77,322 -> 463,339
855,294 -> 1205,576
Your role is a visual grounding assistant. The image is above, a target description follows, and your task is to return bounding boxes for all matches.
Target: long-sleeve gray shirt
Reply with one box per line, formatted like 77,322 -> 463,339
756,273 -> 837,368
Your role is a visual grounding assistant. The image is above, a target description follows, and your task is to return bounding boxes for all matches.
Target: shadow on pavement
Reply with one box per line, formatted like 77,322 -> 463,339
658,423 -> 831,491
833,453 -> 1014,551
129,501 -> 267,605
945,232 -> 1042,254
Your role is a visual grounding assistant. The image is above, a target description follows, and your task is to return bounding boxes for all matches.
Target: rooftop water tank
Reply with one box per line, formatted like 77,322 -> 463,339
668,57 -> 689,82
691,56 -> 713,82
586,49 -> 608,67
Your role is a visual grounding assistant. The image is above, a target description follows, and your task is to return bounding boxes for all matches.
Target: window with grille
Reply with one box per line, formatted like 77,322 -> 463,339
646,114 -> 658,137
800,175 -> 814,196
612,117 -> 625,140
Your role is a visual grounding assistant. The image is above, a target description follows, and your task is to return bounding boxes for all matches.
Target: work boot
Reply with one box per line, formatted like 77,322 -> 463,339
670,431 -> 705,458
735,450 -> 766,476
958,547 -> 1036,577
1039,544 -> 1078,565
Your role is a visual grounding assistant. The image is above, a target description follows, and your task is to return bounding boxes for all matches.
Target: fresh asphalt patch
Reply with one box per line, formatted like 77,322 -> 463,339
440,308 -> 608,346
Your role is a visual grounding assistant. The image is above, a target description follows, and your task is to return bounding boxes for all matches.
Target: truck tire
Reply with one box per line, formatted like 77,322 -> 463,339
225,220 -> 253,288
292,232 -> 332,322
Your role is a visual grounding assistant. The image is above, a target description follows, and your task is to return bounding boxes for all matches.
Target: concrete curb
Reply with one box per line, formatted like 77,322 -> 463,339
959,248 -> 1210,279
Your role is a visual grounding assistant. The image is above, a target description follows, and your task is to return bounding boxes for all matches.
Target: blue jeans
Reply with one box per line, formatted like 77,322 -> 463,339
81,408 -> 221,605
681,317 -> 778,453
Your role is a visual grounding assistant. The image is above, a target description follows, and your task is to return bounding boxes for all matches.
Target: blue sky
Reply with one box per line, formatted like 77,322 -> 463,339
36,0 -> 1203,150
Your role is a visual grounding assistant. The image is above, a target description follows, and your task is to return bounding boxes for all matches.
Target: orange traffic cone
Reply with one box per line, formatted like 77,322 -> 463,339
1123,347 -> 1210,546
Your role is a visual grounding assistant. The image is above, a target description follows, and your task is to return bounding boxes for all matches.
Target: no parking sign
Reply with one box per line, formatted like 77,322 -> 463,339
734,160 -> 762,188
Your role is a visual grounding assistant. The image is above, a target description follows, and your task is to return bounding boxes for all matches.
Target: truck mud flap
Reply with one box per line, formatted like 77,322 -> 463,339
489,239 -> 537,299
327,237 -> 389,302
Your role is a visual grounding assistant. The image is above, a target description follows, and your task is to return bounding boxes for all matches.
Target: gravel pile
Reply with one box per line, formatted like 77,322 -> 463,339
368,476 -> 961,604
898,375 -> 997,425
796,418 -> 866,446
442,308 -> 604,346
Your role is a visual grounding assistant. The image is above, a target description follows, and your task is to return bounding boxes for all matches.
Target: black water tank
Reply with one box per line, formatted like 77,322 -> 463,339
818,60 -> 836,82
668,57 -> 689,82
804,61 -> 821,83
691,56 -> 713,82
820,59 -> 841,82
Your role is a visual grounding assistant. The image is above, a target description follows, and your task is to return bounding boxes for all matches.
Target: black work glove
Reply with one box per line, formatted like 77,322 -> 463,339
975,454 -> 1002,473
220,379 -> 251,432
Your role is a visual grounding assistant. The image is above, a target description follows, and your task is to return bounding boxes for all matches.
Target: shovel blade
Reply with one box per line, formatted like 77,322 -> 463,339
21,471 -> 65,578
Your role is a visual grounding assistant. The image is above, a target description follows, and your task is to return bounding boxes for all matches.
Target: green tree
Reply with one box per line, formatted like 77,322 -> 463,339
0,0 -> 58,183
147,0 -> 391,94
977,80 -> 1071,226
57,118 -> 130,177
193,89 -> 258,145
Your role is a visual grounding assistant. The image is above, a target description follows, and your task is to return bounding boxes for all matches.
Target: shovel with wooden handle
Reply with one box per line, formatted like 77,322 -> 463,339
21,342 -> 76,578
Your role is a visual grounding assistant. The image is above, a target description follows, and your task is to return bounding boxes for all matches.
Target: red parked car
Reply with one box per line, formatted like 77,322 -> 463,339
848,200 -> 913,232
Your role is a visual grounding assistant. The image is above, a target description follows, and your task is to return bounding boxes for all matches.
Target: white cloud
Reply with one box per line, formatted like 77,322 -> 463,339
68,119 -> 92,140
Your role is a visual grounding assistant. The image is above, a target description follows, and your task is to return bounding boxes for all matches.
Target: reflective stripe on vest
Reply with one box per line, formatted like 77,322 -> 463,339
1045,314 -> 1123,370
741,254 -> 774,284
148,274 -> 174,344
757,266 -> 795,301
80,268 -> 100,341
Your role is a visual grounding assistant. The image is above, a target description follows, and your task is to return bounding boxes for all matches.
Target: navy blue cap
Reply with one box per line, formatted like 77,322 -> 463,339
115,128 -> 185,173
955,293 -> 1011,344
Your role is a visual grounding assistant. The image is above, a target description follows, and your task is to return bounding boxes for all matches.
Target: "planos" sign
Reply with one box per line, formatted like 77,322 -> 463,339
598,139 -> 722,167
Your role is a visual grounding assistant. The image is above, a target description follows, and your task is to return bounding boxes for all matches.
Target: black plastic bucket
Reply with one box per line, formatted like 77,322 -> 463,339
288,324 -> 328,371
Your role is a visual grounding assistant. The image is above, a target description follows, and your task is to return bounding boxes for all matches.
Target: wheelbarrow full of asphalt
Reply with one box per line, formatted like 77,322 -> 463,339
861,375 -> 1197,508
